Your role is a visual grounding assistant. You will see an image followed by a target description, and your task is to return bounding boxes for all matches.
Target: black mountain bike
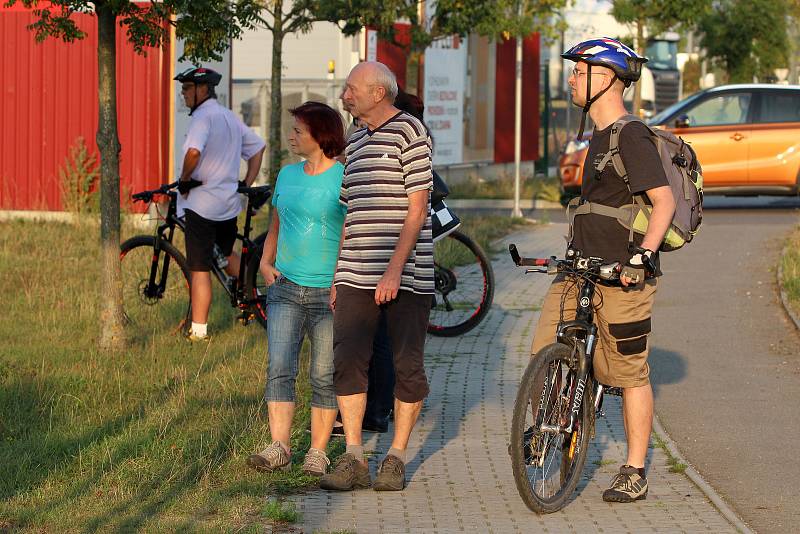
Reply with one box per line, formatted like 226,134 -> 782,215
119,181 -> 271,338
507,244 -> 624,513
427,230 -> 495,337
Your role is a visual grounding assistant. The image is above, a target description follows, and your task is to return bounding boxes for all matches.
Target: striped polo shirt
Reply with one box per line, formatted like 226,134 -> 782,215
334,111 -> 434,295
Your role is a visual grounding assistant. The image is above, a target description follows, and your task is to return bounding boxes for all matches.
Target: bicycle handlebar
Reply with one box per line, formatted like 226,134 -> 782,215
131,182 -> 272,206
509,243 -> 620,281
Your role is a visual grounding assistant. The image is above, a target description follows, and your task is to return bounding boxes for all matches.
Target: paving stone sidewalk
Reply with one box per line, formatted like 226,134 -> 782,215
289,222 -> 739,534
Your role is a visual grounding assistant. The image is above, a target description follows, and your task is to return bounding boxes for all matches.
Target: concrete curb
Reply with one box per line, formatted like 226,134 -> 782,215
777,244 -> 800,331
652,414 -> 755,534
446,198 -> 563,210
0,209 -> 157,230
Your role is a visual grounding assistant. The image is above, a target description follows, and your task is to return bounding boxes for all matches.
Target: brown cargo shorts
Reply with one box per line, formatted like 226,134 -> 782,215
530,275 -> 658,388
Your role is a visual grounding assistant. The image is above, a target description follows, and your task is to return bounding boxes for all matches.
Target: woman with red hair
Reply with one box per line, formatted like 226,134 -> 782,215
247,101 -> 346,477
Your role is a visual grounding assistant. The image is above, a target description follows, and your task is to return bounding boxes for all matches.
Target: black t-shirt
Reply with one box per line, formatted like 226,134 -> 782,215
571,120 -> 669,270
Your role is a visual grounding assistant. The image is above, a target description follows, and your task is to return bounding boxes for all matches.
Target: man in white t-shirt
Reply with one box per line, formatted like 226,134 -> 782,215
174,67 -> 266,341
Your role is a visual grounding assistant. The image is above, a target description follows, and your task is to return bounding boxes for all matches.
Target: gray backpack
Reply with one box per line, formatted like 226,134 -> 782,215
568,115 -> 703,252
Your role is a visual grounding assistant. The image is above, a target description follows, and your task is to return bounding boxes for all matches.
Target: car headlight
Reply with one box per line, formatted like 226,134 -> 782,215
564,139 -> 590,155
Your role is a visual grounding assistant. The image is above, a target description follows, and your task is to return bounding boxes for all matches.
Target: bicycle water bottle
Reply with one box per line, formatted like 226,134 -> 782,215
212,244 -> 229,269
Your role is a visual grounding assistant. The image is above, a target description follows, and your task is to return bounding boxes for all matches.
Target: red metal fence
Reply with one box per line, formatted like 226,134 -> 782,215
0,5 -> 171,211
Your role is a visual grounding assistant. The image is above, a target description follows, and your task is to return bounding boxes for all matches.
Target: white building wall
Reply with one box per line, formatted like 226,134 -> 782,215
233,20 -> 360,81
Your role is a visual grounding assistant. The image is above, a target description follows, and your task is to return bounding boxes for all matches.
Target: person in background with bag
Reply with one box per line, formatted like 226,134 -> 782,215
246,102 -> 346,477
530,38 -> 675,503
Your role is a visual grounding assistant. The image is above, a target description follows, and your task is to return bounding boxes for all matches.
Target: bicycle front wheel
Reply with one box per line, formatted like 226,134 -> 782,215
510,343 -> 593,514
428,230 -> 494,337
120,236 -> 191,338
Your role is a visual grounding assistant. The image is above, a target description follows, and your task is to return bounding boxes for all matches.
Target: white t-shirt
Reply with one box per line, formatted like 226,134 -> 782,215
177,99 -> 266,221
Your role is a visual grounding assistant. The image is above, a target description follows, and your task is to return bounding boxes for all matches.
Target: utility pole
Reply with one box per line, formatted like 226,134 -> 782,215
511,2 -> 524,218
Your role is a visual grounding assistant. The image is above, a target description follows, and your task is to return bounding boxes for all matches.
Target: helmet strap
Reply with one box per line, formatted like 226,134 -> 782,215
189,86 -> 213,116
575,64 -> 619,139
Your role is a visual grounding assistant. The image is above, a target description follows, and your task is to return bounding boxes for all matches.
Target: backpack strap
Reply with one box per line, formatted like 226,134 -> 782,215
594,114 -> 658,249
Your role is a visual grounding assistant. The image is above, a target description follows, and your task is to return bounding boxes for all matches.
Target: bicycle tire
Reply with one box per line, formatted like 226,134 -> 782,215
427,230 -> 495,337
510,343 -> 593,513
244,232 -> 268,329
119,235 -> 191,337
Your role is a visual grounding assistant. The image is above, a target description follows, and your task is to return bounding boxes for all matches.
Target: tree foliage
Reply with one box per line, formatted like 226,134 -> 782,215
698,0 -> 790,83
315,0 -> 567,49
6,0 -> 263,61
611,0 -> 709,37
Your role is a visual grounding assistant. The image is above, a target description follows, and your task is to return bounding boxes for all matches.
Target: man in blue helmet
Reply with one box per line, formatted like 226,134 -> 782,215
173,67 -> 266,341
530,38 -> 675,503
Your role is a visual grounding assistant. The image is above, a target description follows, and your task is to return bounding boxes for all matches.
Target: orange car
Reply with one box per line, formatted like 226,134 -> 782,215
560,84 -> 800,201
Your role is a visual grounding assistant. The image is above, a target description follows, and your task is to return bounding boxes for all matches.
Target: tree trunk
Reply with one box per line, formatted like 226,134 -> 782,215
268,0 -> 285,185
632,20 -> 644,117
96,3 -> 126,351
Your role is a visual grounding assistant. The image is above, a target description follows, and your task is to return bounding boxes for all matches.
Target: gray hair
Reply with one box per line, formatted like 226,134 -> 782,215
366,61 -> 398,102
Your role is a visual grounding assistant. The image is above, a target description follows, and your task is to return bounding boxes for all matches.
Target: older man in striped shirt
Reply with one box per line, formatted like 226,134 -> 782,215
320,61 -> 433,492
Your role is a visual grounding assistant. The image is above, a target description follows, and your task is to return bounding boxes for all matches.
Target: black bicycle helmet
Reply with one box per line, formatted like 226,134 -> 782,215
174,67 -> 222,87
175,67 -> 222,115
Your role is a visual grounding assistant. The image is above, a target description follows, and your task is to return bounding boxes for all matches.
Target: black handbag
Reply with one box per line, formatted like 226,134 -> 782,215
431,170 -> 450,205
430,171 -> 460,241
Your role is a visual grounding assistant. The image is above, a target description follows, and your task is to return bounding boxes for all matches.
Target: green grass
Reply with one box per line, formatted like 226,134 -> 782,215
261,499 -> 299,523
0,211 -> 524,532
0,218 -> 325,532
781,226 -> 800,317
592,459 -> 616,467
435,214 -> 531,269
651,434 -> 688,474
446,173 -> 561,202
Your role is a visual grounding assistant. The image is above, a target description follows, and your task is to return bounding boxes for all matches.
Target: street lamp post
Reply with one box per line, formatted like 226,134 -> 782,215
512,31 -> 524,218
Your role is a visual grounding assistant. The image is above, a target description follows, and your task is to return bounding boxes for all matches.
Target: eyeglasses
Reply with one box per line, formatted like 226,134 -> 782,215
571,68 -> 609,78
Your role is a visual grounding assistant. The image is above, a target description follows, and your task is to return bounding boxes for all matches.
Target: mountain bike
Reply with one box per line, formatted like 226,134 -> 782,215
119,181 -> 271,338
427,229 -> 495,337
507,244 -> 624,513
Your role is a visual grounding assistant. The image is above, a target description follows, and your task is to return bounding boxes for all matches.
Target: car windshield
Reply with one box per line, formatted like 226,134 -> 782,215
648,91 -> 706,126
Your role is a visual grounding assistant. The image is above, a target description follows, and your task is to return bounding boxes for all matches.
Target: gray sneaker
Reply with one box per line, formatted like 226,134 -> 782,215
373,454 -> 405,491
319,453 -> 371,491
302,448 -> 330,477
246,441 -> 291,473
602,465 -> 648,502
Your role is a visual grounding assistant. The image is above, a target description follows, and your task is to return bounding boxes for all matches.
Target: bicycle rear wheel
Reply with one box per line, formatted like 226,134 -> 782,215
510,343 -> 593,513
120,236 -> 191,338
428,230 -> 494,337
245,233 -> 268,329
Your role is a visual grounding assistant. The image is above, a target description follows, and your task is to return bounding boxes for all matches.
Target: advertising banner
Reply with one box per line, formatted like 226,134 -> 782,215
423,38 -> 467,165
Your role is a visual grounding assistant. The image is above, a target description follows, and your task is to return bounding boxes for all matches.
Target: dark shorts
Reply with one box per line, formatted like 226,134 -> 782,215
184,209 -> 237,272
333,285 -> 432,403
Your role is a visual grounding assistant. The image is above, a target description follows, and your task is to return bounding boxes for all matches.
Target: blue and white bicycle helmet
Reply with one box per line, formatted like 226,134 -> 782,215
562,38 -> 647,86
562,38 -> 648,139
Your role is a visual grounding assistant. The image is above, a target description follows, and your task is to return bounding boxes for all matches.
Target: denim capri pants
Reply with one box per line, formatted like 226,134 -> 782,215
265,276 -> 337,409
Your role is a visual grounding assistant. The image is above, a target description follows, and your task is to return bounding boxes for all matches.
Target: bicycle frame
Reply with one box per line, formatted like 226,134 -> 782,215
139,185 -> 267,322
510,247 -> 616,437
546,279 -> 599,436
